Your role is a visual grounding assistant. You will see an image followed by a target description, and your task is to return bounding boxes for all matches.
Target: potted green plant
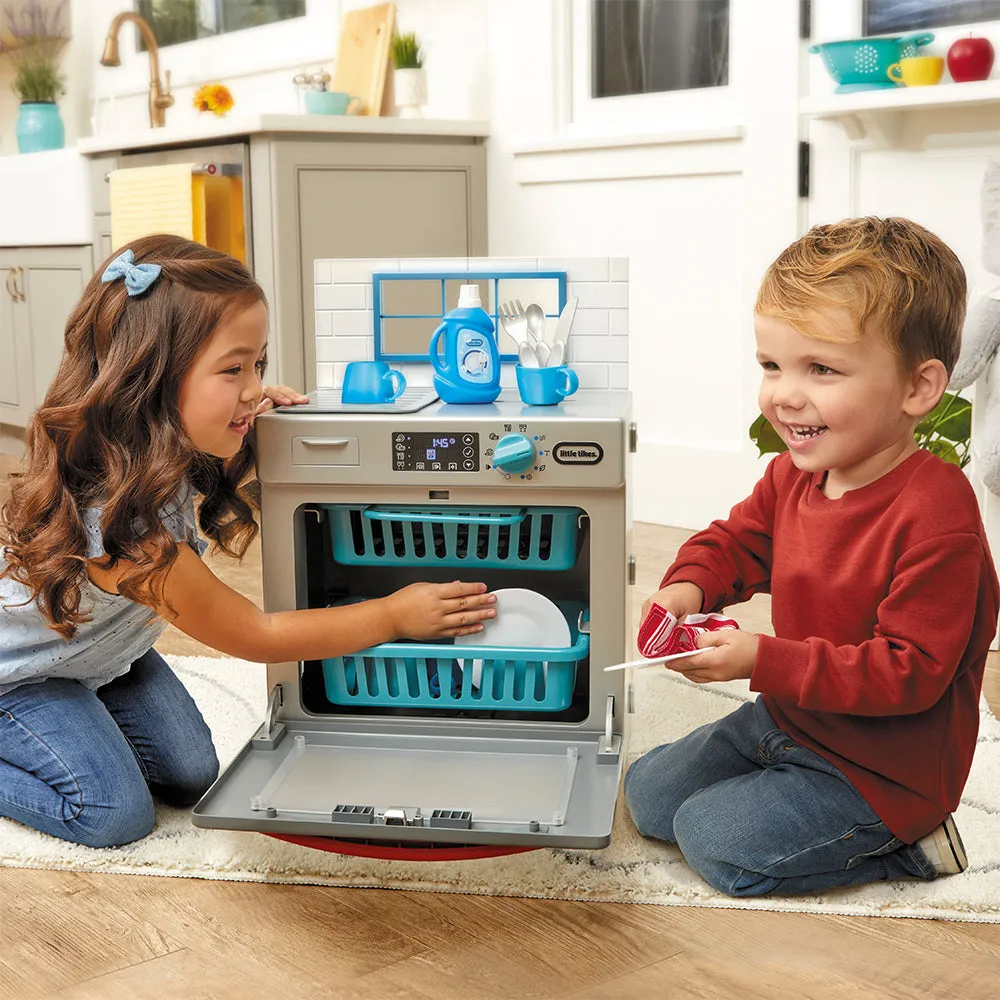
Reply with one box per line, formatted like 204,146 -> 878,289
391,30 -> 426,118
1,0 -> 68,153
748,390 -> 972,467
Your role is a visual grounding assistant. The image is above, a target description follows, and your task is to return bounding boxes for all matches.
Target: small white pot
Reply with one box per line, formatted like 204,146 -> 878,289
394,67 -> 427,118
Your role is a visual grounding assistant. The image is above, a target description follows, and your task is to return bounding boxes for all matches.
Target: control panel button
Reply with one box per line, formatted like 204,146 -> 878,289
492,433 -> 535,475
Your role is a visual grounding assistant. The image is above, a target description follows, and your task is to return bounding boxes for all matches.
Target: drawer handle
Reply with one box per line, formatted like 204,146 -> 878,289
299,437 -> 352,447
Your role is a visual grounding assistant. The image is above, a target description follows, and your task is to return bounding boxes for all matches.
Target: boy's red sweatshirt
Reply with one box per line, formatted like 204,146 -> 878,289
661,450 -> 999,843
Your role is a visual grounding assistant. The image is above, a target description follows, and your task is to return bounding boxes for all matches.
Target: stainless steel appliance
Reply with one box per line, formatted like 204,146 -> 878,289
193,389 -> 635,851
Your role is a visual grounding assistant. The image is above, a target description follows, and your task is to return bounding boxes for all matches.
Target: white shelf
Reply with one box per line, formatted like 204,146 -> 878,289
800,79 -> 1000,142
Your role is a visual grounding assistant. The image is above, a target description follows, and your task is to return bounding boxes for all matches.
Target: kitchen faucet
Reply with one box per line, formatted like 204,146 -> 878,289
100,12 -> 174,128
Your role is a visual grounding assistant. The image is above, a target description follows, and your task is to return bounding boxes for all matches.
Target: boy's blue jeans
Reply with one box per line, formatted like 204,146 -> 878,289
0,648 -> 219,848
624,695 -> 937,896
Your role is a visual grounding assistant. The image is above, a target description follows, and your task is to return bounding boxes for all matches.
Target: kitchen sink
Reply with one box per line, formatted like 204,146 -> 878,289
0,147 -> 92,246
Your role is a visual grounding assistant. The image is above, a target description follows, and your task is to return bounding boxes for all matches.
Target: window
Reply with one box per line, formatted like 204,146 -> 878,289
864,0 -> 1000,34
135,0 -> 305,50
592,0 -> 730,98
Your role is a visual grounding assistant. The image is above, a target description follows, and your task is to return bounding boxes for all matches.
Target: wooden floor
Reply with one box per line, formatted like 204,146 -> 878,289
1,451 -> 999,999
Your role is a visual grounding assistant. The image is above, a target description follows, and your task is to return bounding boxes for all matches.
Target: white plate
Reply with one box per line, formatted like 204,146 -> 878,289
454,588 -> 571,687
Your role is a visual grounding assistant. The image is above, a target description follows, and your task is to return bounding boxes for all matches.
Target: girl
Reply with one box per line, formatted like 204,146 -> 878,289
0,235 -> 496,849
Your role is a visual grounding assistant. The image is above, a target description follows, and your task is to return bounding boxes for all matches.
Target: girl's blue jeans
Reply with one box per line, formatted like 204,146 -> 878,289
624,695 -> 937,896
0,648 -> 219,848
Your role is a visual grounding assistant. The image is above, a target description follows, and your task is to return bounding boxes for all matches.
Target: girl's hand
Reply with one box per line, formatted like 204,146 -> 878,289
668,629 -> 759,684
383,581 -> 497,640
255,384 -> 310,416
640,581 -> 704,624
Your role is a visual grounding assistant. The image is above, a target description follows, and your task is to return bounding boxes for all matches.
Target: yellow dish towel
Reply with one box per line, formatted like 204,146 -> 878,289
109,163 -> 247,264
109,163 -> 200,249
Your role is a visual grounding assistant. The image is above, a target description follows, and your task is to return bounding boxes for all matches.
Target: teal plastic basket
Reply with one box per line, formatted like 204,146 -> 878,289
327,505 -> 580,570
322,605 -> 589,711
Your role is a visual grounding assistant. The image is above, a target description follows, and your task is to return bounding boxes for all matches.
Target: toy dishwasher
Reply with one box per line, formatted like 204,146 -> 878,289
193,389 -> 636,854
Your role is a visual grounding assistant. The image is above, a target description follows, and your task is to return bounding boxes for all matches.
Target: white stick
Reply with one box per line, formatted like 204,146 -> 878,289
602,648 -> 706,672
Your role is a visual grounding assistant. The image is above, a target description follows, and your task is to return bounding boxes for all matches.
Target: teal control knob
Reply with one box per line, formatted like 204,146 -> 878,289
493,433 -> 535,474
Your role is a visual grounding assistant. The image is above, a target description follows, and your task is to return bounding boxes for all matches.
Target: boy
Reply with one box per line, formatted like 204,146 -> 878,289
626,217 -> 1000,897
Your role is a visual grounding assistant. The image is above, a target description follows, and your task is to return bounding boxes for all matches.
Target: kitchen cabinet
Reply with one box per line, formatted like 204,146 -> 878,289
0,246 -> 91,432
80,118 -> 488,391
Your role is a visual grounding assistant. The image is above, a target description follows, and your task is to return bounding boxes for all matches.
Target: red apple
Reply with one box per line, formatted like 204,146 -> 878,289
947,36 -> 995,82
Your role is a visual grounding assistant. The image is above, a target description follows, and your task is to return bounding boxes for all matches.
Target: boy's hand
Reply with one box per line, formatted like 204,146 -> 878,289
640,582 -> 704,624
255,384 -> 310,415
668,629 -> 759,684
382,581 -> 497,641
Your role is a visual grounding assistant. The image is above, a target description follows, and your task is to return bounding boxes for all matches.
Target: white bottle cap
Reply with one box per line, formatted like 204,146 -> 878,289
457,284 -> 482,308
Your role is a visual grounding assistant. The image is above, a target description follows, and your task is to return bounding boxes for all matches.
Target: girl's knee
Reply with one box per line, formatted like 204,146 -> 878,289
156,743 -> 220,806
69,789 -> 156,848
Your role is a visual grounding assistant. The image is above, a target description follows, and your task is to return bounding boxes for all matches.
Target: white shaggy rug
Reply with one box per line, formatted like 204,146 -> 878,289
2,654 -> 999,923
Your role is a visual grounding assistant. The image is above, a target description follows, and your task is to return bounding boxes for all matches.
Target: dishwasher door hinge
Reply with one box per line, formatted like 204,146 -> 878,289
252,683 -> 286,749
597,694 -> 621,764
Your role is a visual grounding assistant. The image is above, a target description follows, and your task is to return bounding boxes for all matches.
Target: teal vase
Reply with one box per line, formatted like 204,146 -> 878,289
16,102 -> 65,154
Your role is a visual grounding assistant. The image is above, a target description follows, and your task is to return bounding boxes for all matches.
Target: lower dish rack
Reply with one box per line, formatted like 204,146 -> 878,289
322,605 -> 589,712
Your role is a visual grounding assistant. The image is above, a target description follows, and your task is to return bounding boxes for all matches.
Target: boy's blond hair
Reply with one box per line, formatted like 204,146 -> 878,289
755,217 -> 966,376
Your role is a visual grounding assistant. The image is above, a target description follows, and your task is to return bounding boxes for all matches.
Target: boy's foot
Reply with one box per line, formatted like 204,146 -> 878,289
916,815 -> 968,875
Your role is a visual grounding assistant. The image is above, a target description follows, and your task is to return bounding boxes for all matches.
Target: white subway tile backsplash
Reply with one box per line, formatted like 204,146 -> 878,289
331,311 -> 373,338
317,335 -> 371,363
569,281 -> 629,309
316,283 -> 367,310
333,259 -> 399,283
609,363 -> 630,389
316,362 -> 335,387
467,257 -> 538,271
610,258 -> 628,282
315,310 -> 334,337
609,309 -> 629,335
539,257 -> 610,282
568,309 -> 610,336
397,258 -> 469,272
314,260 -> 332,285
569,335 -> 629,364
571,363 -> 610,389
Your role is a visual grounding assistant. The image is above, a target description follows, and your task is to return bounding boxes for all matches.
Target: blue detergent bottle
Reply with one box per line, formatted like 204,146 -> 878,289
429,284 -> 502,404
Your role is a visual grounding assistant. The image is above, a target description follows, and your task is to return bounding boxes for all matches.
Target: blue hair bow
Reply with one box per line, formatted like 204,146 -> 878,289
100,249 -> 162,297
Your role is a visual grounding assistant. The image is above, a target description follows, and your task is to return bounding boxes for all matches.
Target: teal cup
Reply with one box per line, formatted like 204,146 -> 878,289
304,90 -> 363,115
341,361 -> 406,404
515,364 -> 579,406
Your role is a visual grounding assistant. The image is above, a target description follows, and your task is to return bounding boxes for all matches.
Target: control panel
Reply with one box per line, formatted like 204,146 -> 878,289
393,431 -> 480,472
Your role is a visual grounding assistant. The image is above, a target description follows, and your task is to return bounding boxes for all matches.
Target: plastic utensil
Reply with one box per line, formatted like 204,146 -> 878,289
548,339 -> 565,367
518,341 -> 539,367
533,338 -> 551,366
525,302 -> 546,344
553,297 -> 578,346
602,648 -> 707,672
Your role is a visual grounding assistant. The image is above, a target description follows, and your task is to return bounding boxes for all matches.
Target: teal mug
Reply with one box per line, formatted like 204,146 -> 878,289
515,364 -> 579,406
304,90 -> 363,115
341,361 -> 406,404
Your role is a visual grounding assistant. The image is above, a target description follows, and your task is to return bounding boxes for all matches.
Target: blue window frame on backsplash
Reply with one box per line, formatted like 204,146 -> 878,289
373,271 -> 568,364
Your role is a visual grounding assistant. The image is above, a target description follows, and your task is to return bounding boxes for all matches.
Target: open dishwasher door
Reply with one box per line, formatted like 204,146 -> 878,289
192,712 -> 624,849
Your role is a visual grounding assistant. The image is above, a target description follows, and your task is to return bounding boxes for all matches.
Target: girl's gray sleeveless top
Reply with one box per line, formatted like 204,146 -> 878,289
0,484 -> 207,694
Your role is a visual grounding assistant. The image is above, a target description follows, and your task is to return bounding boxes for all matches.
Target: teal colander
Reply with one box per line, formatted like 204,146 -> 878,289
809,33 -> 934,92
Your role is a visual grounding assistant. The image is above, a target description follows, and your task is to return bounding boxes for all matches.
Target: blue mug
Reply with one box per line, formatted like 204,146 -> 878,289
515,364 -> 579,406
341,361 -> 406,404
304,90 -> 363,115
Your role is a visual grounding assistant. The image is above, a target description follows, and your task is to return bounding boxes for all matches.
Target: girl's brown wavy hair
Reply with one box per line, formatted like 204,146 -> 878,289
1,234 -> 267,639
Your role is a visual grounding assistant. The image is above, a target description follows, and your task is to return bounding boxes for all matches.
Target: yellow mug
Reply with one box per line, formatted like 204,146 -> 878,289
887,55 -> 945,86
